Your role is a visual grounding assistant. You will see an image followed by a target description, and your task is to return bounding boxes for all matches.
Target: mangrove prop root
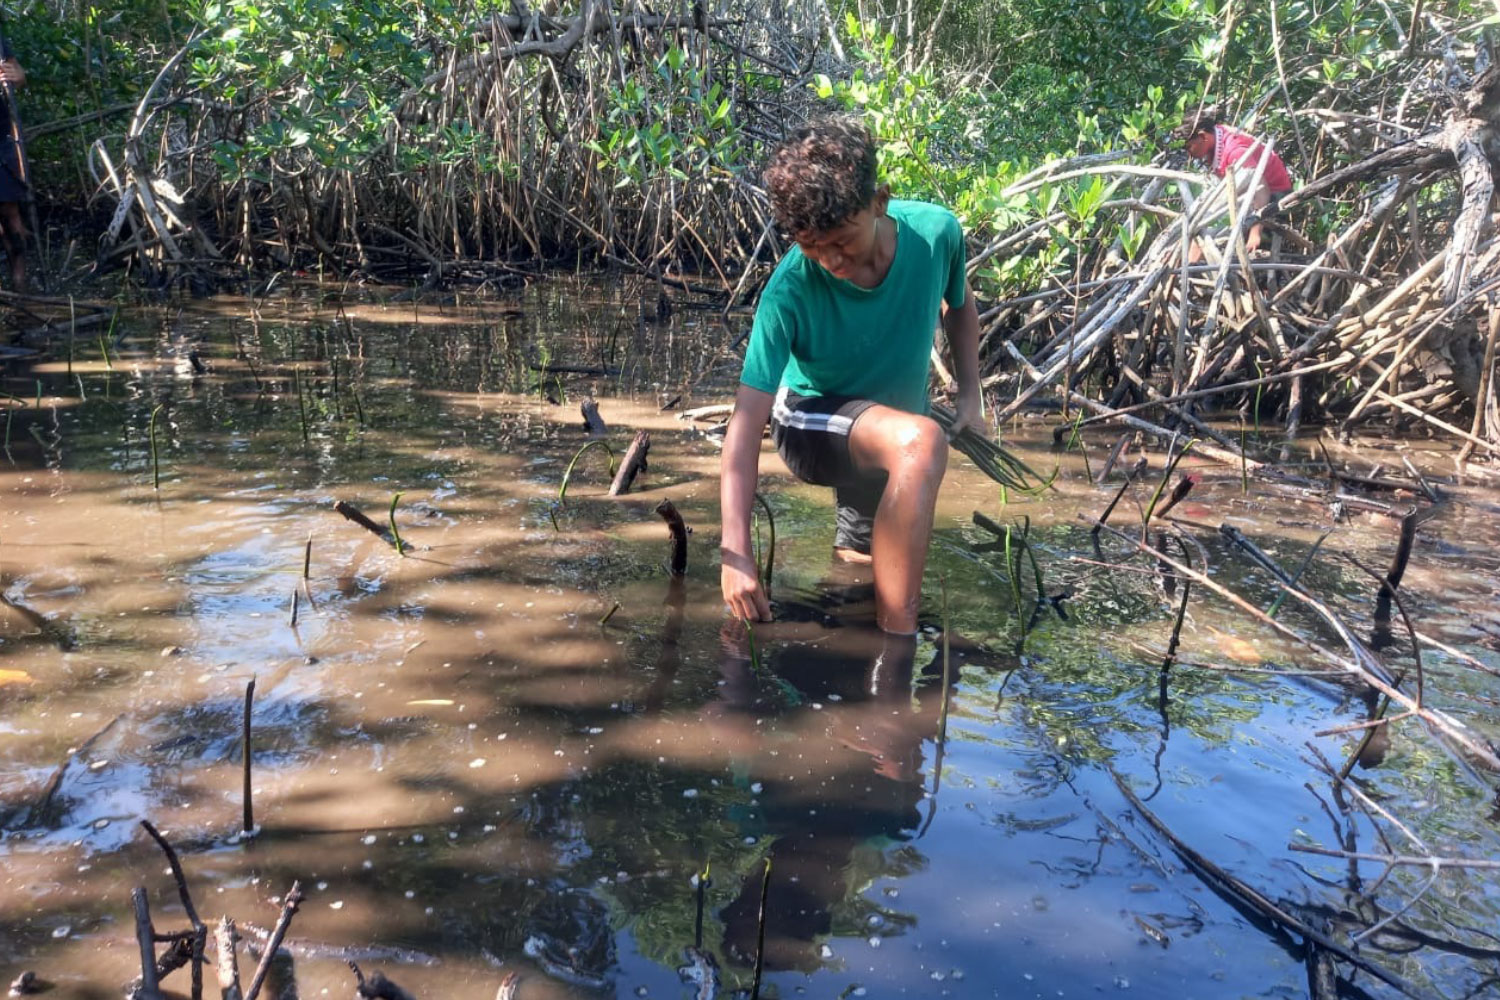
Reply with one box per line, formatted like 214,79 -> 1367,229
332,500 -> 398,548
656,499 -> 688,577
1113,772 -> 1430,999
609,430 -> 651,496
139,819 -> 206,996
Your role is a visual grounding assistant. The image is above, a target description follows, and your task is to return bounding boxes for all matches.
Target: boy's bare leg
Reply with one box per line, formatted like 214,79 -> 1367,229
847,405 -> 948,634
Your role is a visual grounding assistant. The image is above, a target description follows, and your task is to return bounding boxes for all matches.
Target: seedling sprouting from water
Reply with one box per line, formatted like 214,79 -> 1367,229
148,404 -> 164,490
753,492 -> 776,593
558,439 -> 616,510
388,492 -> 406,557
1142,438 -> 1196,534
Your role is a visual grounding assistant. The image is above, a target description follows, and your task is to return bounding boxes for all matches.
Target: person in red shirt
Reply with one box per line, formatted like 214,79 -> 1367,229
1176,106 -> 1293,254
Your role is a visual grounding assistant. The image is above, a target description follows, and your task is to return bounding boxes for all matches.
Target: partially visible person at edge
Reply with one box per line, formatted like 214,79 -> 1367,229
0,42 -> 28,294
719,116 -> 982,636
1175,105 -> 1293,255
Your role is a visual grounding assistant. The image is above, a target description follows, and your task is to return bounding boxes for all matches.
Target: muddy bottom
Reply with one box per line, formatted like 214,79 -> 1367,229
2,279 -> 1499,999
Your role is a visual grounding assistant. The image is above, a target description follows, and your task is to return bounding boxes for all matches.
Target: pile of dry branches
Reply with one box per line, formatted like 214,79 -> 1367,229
975,42 -> 1500,460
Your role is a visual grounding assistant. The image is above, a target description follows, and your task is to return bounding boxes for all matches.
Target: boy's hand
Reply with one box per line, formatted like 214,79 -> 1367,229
0,60 -> 24,87
721,549 -> 771,622
947,390 -> 984,438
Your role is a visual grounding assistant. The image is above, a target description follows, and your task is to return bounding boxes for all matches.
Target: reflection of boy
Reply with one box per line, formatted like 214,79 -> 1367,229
0,42 -> 29,293
719,117 -> 982,636
712,622 -> 929,972
1176,106 -> 1292,254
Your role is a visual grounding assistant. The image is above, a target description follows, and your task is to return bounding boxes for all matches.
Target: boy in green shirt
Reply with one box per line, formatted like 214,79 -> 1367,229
720,117 -> 982,635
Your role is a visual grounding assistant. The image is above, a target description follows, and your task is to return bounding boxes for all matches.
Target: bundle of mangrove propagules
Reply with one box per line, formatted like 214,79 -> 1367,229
930,402 -> 1046,492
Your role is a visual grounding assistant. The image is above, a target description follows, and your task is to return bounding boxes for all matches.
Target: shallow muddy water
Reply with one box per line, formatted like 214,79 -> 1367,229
1,278 -> 1499,999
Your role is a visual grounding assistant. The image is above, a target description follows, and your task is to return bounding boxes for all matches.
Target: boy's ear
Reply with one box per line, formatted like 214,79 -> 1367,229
873,185 -> 892,214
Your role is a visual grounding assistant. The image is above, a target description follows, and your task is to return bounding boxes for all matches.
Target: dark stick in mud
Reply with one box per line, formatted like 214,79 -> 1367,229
242,680 -> 255,837
139,820 -> 206,999
1161,539 -> 1193,671
599,601 -> 621,626
303,533 -> 312,579
288,587 -> 299,627
609,430 -> 651,495
332,500 -> 398,548
243,882 -> 302,1000
131,887 -> 163,1000
750,859 -> 771,1000
656,499 -> 688,576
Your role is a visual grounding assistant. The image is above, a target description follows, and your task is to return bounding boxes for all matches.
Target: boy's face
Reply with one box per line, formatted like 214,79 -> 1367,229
1185,129 -> 1215,162
795,209 -> 880,281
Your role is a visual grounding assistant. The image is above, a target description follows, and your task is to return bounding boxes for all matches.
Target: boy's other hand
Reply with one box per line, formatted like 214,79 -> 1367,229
947,391 -> 984,438
0,60 -> 25,87
721,550 -> 772,622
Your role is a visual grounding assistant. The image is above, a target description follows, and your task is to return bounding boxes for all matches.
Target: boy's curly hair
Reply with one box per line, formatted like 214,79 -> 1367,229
762,116 -> 877,236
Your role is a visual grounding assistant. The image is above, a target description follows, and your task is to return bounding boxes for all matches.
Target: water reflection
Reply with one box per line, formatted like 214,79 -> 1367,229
707,570 -> 942,973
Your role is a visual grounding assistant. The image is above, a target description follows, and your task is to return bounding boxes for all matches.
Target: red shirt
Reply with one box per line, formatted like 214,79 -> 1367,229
1212,125 -> 1292,194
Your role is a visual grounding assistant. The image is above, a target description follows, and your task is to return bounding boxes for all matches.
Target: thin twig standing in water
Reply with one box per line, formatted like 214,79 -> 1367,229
242,882 -> 302,1000
294,365 -> 309,444
149,404 -> 164,490
749,859 -> 771,1000
598,602 -> 621,626
241,680 -> 256,838
288,588 -> 299,628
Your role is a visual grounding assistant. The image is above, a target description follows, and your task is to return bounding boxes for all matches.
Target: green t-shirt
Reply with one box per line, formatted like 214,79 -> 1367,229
740,200 -> 968,415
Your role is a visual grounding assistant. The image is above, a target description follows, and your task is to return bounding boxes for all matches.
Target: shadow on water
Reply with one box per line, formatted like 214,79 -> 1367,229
1,279 -> 1500,998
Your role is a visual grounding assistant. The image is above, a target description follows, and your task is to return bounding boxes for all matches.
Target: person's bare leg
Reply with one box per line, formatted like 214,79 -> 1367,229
1244,186 -> 1271,254
0,203 -> 26,294
847,406 -> 947,634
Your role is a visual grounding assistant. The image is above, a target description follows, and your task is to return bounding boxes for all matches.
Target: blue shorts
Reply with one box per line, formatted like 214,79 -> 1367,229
769,388 -> 886,555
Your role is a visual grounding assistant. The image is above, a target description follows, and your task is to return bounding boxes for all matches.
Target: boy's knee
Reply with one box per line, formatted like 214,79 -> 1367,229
890,417 -> 947,479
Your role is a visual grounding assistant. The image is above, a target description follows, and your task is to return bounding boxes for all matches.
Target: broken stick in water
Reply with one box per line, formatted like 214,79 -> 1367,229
655,499 -> 688,576
609,429 -> 651,495
332,500 -> 398,548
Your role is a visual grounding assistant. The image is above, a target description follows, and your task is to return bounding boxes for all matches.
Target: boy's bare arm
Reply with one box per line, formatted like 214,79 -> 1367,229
941,288 -> 983,434
720,384 -> 775,621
